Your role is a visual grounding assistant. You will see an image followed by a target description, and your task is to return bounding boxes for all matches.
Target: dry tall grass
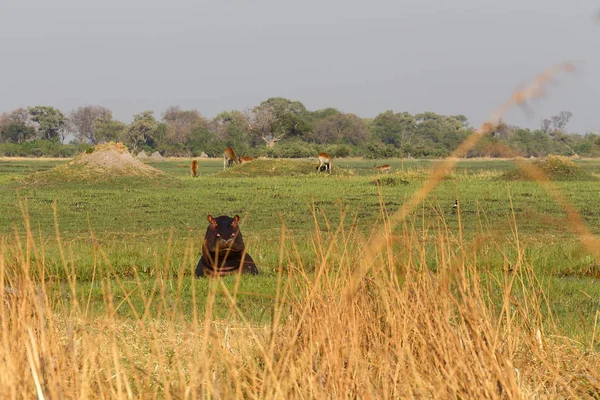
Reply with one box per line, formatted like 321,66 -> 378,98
1,203 -> 599,399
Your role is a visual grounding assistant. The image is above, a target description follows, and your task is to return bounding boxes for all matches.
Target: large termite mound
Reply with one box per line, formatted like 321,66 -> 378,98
24,142 -> 166,184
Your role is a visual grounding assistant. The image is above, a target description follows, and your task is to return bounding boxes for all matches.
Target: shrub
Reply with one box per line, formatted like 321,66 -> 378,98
364,143 -> 399,159
0,140 -> 92,158
326,144 -> 352,158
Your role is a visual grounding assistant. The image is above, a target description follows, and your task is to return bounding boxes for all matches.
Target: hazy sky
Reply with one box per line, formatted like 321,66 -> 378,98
1,0 -> 599,133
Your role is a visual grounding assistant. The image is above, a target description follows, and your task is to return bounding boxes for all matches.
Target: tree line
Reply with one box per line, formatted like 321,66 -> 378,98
1,98 -> 599,158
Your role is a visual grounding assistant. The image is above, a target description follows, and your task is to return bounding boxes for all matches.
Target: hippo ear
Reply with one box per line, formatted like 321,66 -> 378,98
232,215 -> 240,228
207,214 -> 217,228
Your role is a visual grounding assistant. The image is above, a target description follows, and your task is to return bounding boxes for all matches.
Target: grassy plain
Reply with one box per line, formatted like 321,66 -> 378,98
1,157 -> 599,328
1,156 -> 599,397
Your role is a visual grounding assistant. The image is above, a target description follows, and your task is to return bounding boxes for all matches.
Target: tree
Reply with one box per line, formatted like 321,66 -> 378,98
245,98 -> 312,143
124,111 -> 159,151
277,112 -> 311,138
187,123 -> 218,156
540,118 -> 552,134
162,106 -> 207,146
0,122 -> 36,143
372,111 -> 416,147
92,114 -> 127,143
527,129 -> 553,157
310,108 -> 341,121
28,106 -> 67,142
550,129 -> 576,155
262,134 -> 284,148
68,105 -> 112,144
451,115 -> 470,129
414,112 -> 469,150
541,111 -> 572,133
259,97 -> 308,118
551,111 -> 572,132
209,110 -> 248,145
245,105 -> 277,145
1,108 -> 30,126
485,118 -> 512,140
310,113 -> 369,145
539,111 -> 575,154
0,108 -> 35,143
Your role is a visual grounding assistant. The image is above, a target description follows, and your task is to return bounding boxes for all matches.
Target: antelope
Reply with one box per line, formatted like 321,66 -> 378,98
373,164 -> 392,174
190,159 -> 199,177
316,152 -> 332,174
238,156 -> 255,164
223,147 -> 238,170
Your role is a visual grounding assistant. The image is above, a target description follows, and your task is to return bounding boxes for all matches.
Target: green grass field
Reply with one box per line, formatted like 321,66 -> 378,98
1,156 -> 599,343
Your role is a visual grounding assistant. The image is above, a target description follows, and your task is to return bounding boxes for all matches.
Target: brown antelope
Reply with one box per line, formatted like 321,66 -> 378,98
223,147 -> 238,170
238,156 -> 255,164
316,152 -> 332,174
190,159 -> 199,177
373,164 -> 392,174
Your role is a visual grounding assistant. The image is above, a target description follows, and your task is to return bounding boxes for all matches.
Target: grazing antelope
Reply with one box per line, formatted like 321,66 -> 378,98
190,159 -> 199,177
373,164 -> 392,174
223,147 -> 238,170
238,156 -> 255,164
316,152 -> 332,174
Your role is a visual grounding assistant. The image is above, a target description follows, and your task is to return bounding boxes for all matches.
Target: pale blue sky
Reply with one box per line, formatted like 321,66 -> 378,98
0,0 -> 598,133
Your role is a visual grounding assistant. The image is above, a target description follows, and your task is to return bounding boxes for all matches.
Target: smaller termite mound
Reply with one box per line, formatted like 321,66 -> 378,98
500,155 -> 596,181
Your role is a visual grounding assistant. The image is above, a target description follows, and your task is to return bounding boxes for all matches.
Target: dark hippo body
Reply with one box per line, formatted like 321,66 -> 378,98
195,215 -> 259,277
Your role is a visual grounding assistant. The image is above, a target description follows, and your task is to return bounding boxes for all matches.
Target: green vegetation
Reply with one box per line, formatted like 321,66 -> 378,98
1,156 -> 600,397
1,157 -> 599,339
0,140 -> 91,157
501,154 -> 597,181
3,99 -> 600,159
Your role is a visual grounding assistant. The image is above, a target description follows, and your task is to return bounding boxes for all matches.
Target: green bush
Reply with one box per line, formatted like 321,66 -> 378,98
326,144 -> 352,158
364,143 -> 399,159
0,141 -> 93,158
155,142 -> 187,157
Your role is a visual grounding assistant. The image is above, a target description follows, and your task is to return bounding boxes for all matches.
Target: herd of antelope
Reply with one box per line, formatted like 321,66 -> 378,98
190,147 -> 395,177
190,147 -> 255,176
223,147 -> 255,169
